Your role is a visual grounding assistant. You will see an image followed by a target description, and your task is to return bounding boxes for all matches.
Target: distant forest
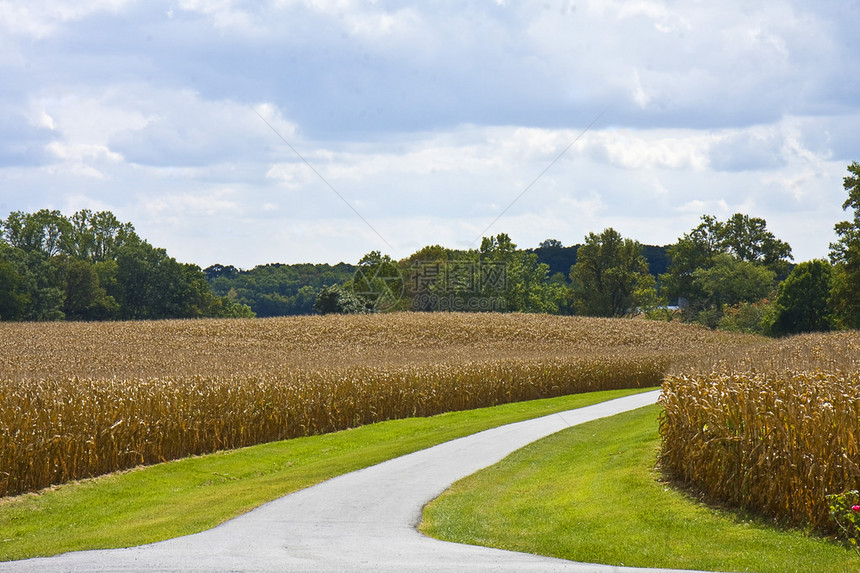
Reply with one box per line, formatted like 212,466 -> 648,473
4,159 -> 859,337
527,243 -> 670,279
203,244 -> 670,317
204,263 -> 358,317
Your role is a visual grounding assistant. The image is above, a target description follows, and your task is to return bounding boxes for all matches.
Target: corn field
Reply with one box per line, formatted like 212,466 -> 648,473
660,331 -> 860,532
0,313 -> 750,498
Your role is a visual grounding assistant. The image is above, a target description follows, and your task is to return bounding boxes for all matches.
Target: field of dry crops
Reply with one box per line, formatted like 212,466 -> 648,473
0,313 -> 759,498
660,331 -> 860,532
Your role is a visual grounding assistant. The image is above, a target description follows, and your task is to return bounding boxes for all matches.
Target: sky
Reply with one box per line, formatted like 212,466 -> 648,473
2,0 -> 859,269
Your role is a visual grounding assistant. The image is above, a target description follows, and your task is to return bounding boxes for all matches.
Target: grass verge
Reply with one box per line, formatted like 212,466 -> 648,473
420,405 -> 858,573
0,387 -> 650,562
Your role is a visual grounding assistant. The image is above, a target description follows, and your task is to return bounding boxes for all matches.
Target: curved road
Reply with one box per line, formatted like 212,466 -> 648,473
1,390 -> 708,573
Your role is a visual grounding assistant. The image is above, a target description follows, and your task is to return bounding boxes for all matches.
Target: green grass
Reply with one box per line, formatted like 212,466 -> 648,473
0,387 -> 651,562
420,405 -> 859,573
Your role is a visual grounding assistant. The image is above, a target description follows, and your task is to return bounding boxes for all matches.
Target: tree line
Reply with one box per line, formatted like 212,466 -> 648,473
204,263 -> 356,317
0,210 -> 253,321
3,161 -> 859,335
311,161 -> 860,336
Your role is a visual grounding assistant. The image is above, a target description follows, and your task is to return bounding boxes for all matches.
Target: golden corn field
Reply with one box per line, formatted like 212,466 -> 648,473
660,331 -> 860,532
6,309 -> 856,539
0,313 -> 755,498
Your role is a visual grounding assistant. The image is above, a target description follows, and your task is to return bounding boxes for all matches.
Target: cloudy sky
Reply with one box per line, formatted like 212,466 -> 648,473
2,1 -> 859,268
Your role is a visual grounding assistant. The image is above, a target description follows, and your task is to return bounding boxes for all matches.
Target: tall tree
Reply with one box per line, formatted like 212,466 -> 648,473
719,213 -> 793,277
1,210 -> 72,257
770,259 -> 833,336
829,161 -> 860,328
691,253 -> 776,308
0,245 -> 28,320
480,233 -> 561,313
64,210 -> 139,262
56,258 -> 119,321
570,228 -> 656,317
0,245 -> 65,321
661,213 -> 791,323
352,251 -> 404,312
660,215 -> 723,309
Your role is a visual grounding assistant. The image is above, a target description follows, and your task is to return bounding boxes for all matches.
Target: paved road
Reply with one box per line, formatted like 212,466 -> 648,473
1,390 -> 709,572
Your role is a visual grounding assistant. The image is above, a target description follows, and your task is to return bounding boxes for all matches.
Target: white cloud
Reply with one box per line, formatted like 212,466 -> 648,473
142,189 -> 240,219
558,191 -> 606,220
0,0 -> 857,268
32,90 -> 151,147
266,162 -> 318,189
0,0 -> 132,38
599,0 -> 692,34
582,129 -> 710,171
45,141 -> 122,163
36,111 -> 57,131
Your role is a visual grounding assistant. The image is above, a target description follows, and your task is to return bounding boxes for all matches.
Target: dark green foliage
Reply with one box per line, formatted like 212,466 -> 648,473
353,251 -> 404,312
313,284 -> 368,314
720,213 -> 793,278
531,244 -> 579,278
0,244 -> 64,321
205,262 -> 356,317
0,257 -> 27,321
480,234 -> 564,313
539,238 -> 563,249
692,253 -> 775,308
0,210 -> 252,322
829,161 -> 860,329
57,257 -> 119,321
570,228 -> 657,317
640,245 -> 671,277
531,243 -> 668,283
770,260 -> 833,336
661,214 -> 791,326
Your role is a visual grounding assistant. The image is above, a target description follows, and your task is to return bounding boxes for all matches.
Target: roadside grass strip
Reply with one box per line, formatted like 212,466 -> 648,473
0,387 -> 649,562
420,405 -> 859,573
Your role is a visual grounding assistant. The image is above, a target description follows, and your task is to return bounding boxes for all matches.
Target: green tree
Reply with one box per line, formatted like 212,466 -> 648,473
0,245 -> 65,321
64,210 -> 139,262
1,209 -> 72,256
692,253 -> 776,307
770,259 -> 833,336
0,246 -> 28,321
112,240 -> 225,319
0,208 -> 249,322
830,161 -> 860,329
204,262 -> 356,317
539,238 -> 563,249
660,215 -> 723,312
314,284 -> 368,314
480,233 -> 560,313
690,253 -> 776,328
719,213 -> 793,277
57,257 -> 119,320
661,214 -> 791,322
717,300 -> 775,334
570,228 -> 656,317
401,244 -> 454,311
352,251 -> 404,312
